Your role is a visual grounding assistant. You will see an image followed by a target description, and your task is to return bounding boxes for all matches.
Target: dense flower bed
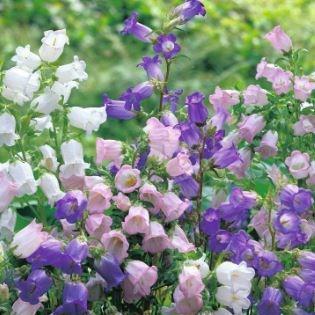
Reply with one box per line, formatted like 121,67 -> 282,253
0,1 -> 314,314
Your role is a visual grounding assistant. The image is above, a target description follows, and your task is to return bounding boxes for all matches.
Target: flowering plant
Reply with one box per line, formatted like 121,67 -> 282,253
0,1 -> 314,314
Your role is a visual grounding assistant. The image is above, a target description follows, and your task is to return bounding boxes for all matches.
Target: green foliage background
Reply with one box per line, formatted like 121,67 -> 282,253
1,0 -> 315,141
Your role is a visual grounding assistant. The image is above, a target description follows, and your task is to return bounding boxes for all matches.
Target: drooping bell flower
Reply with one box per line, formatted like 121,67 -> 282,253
170,225 -> 195,253
209,87 -> 240,116
166,152 -> 193,177
103,94 -> 136,120
178,266 -> 205,298
256,130 -> 278,158
185,91 -> 208,124
55,190 -> 87,223
264,25 -> 292,53
208,229 -> 231,253
0,170 -> 17,212
12,44 -> 41,71
174,174 -> 199,199
212,144 -> 240,169
255,250 -> 283,277
138,55 -> 164,81
238,114 -> 265,143
139,183 -> 163,214
171,0 -> 206,25
121,12 -> 154,43
16,269 -> 52,305
200,208 -> 220,236
0,112 -> 19,147
274,209 -> 301,234
39,173 -> 65,206
177,121 -> 201,147
285,150 -> 310,179
243,84 -> 268,106
94,253 -> 126,291
257,287 -> 282,315
160,192 -> 190,222
154,34 -> 181,60
298,251 -> 315,270
227,148 -> 251,179
122,206 -> 150,235
85,214 -> 112,239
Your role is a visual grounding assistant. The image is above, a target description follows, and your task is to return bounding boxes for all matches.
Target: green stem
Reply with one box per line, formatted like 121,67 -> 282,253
158,59 -> 171,112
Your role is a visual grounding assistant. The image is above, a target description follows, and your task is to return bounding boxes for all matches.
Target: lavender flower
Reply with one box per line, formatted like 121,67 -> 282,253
174,174 -> 199,198
104,95 -> 136,120
153,34 -> 181,60
177,121 -> 201,147
138,55 -> 164,81
274,209 -> 301,234
200,208 -> 220,236
257,287 -> 282,315
255,250 -> 283,277
172,0 -> 206,24
204,130 -> 224,159
208,229 -> 231,253
163,88 -> 183,112
212,144 -> 240,168
186,91 -> 208,124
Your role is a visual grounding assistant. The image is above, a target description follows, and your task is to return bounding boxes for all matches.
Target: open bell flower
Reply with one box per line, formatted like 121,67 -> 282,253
285,150 -> 310,179
11,45 -> 41,72
39,145 -> 59,172
56,55 -> 88,83
31,87 -> 61,115
39,173 -> 65,206
264,25 -> 292,53
115,165 -> 141,194
122,206 -> 150,235
0,112 -> 19,147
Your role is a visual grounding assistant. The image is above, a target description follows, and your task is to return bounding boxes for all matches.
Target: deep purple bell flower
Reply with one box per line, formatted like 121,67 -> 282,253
177,121 -> 201,147
163,89 -> 183,112
54,282 -> 88,315
17,269 -> 52,305
172,0 -> 206,24
257,287 -> 282,315
94,253 -> 126,291
274,209 -> 301,234
212,144 -> 240,168
104,94 -> 136,120
27,238 -> 63,269
121,12 -> 153,43
208,229 -> 231,253
200,208 -> 220,236
226,230 -> 251,263
138,55 -> 164,81
120,81 -> 153,111
135,149 -> 149,170
203,130 -> 224,159
229,187 -> 257,209
153,34 -> 181,60
174,174 -> 199,199
55,190 -> 87,224
255,250 -> 283,277
185,91 -> 208,124
299,268 -> 315,284
55,239 -> 88,275
298,251 -> 315,270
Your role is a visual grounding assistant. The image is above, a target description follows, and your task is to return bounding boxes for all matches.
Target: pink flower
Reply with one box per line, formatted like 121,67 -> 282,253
142,221 -> 171,254
10,220 -> 48,258
255,58 -> 280,81
12,298 -> 44,315
266,164 -> 288,187
171,225 -> 195,253
238,114 -> 265,143
115,165 -> 141,194
122,260 -> 158,303
243,85 -> 268,106
87,183 -> 113,214
59,174 -> 85,191
272,69 -> 293,95
173,287 -> 203,315
285,150 -> 310,179
227,148 -> 251,179
0,170 -> 17,212
96,138 -> 122,166
101,230 -> 129,263
166,152 -> 194,177
85,214 -> 112,239
293,115 -> 315,136
256,130 -> 278,158
294,76 -> 315,101
306,161 -> 315,186
144,117 -> 180,160
112,192 -> 131,211
209,87 -> 240,115
84,176 -> 104,190
160,192 -> 190,222
60,219 -> 77,237
249,208 -> 272,245
122,206 -> 150,235
264,25 -> 292,53
178,266 -> 205,298
139,183 -> 163,214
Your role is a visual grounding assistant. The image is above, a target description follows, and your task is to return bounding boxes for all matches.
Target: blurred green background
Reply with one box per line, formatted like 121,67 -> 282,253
1,0 -> 315,140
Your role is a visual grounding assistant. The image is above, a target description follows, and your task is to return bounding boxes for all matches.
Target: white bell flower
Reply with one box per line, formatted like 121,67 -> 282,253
31,116 -> 53,133
213,308 -> 233,315
9,161 -> 37,196
39,29 -> 69,63
56,56 -> 88,83
183,253 -> 210,279
32,87 -> 60,114
39,173 -> 64,205
39,145 -> 59,172
215,286 -> 251,315
0,113 -> 19,147
67,106 -> 107,135
215,261 -> 255,292
51,80 -> 79,103
11,45 -> 41,71
0,208 -> 17,240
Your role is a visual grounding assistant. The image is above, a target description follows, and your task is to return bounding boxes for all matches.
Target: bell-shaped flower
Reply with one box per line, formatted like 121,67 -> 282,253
31,87 -> 60,115
85,213 -> 112,239
30,116 -> 53,133
39,173 -> 64,205
264,25 -> 292,53
122,206 -> 150,235
39,144 -> 59,172
11,45 -> 41,71
0,113 -> 19,147
56,55 -> 88,83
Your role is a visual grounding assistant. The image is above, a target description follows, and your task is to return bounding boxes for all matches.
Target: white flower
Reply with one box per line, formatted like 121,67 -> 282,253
9,161 -> 37,196
11,45 -> 41,71
0,113 -> 19,147
213,308 -> 233,315
31,87 -> 60,114
30,116 -> 53,132
215,261 -> 255,292
183,253 -> 210,279
2,67 -> 40,105
215,286 -> 251,315
39,145 -> 59,172
68,106 -> 107,135
56,56 -> 88,83
39,29 -> 69,62
0,208 -> 16,240
51,80 -> 79,103
39,173 -> 64,205
60,139 -> 89,178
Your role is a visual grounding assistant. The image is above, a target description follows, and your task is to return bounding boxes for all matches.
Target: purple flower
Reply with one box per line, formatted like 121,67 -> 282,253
172,0 -> 206,24
208,229 -> 231,253
299,268 -> 315,284
17,269 -> 52,305
153,34 -> 181,60
226,230 -> 251,263
56,239 -> 88,275
279,185 -> 313,214
257,287 -> 282,315
163,88 -> 183,112
185,91 -> 208,124
135,149 -> 149,170
55,190 -> 87,224
121,12 -> 153,42
174,174 -> 199,198
177,121 -> 201,147
94,253 -> 126,291
255,250 -> 283,277
204,130 -> 224,159
200,208 -> 220,236
229,187 -> 257,210
212,144 -> 240,168
54,282 -> 88,315
27,239 -> 63,269
104,95 -> 136,120
298,251 -> 315,270
138,55 -> 164,81
274,209 -> 301,234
